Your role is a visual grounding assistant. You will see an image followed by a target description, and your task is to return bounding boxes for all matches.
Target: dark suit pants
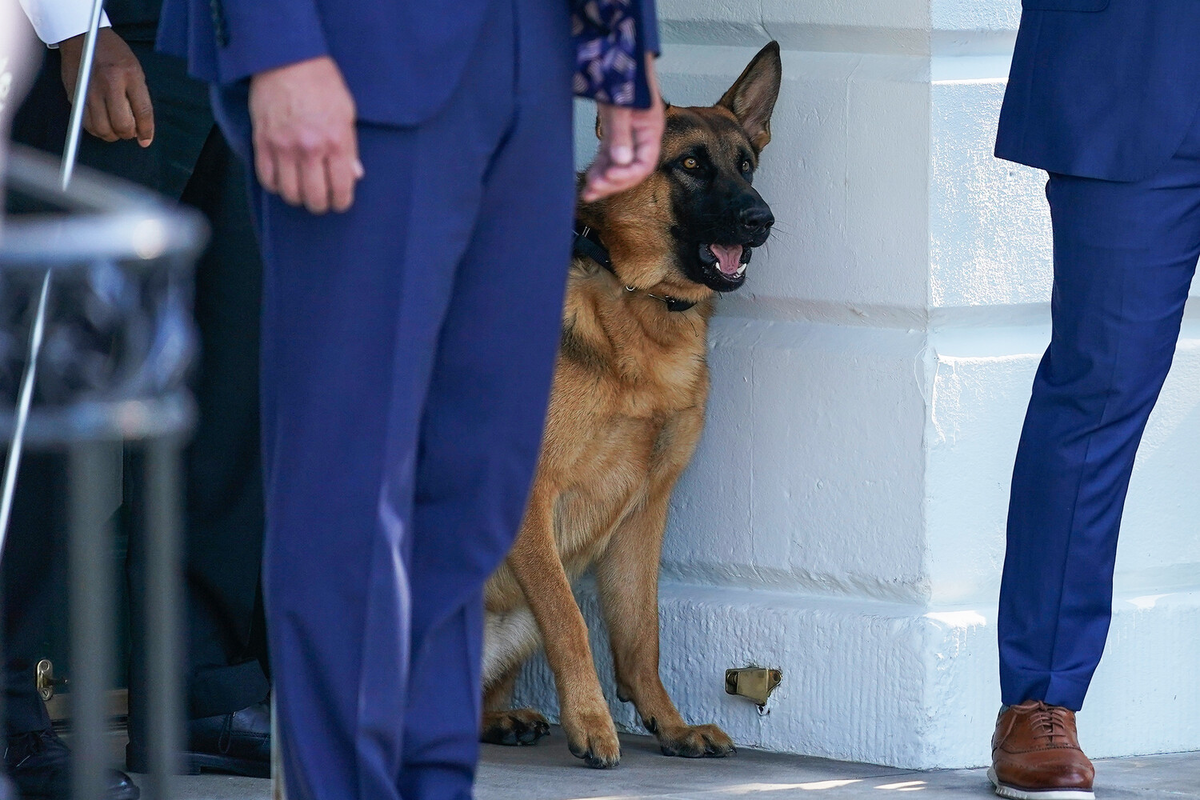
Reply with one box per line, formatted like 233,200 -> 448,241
999,105 -> 1200,711
4,41 -> 268,740
213,0 -> 574,795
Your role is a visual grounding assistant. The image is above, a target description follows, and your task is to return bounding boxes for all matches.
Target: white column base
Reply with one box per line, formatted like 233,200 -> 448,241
512,582 -> 1200,769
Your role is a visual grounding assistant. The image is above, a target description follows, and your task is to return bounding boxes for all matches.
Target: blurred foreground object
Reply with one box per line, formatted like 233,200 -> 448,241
1,146 -> 206,800
0,0 -> 37,201
1,12 -> 41,800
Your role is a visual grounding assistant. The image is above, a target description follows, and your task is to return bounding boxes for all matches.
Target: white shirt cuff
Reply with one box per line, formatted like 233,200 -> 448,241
17,0 -> 112,47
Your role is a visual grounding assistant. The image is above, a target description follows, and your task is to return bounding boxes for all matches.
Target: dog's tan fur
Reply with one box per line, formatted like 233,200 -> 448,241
481,43 -> 782,768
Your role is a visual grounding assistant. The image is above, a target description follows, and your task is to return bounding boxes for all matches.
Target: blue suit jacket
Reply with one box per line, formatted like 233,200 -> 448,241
156,0 -> 659,127
996,0 -> 1200,182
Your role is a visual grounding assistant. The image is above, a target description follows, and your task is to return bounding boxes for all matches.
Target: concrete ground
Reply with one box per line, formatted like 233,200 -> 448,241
161,729 -> 1200,799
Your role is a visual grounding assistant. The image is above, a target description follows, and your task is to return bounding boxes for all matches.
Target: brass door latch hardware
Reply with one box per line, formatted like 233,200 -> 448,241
36,659 -> 67,702
725,667 -> 781,707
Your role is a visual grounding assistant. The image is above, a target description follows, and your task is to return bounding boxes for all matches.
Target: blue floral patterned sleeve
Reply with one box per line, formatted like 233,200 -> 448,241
571,0 -> 659,109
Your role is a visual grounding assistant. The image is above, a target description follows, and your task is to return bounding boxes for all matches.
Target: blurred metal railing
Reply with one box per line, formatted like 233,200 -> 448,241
1,146 -> 207,800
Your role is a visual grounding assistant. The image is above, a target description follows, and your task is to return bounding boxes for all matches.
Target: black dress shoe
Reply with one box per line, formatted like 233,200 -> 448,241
5,730 -> 139,800
128,701 -> 270,779
188,701 -> 270,778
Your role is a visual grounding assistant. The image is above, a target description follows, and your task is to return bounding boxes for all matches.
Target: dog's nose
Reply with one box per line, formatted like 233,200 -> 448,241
739,205 -> 774,235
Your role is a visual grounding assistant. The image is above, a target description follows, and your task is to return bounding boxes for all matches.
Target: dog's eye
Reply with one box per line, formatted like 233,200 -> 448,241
682,157 -> 700,170
741,160 -> 752,173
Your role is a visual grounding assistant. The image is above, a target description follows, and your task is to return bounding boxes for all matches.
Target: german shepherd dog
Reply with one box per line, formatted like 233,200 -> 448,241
480,42 -> 782,769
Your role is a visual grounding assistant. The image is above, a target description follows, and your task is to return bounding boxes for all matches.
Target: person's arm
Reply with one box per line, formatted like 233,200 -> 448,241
572,0 -> 665,201
207,0 -> 328,85
196,0 -> 356,216
15,0 -> 153,147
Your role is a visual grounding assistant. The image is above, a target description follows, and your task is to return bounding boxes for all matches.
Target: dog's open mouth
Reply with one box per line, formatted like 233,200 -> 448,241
698,243 -> 753,286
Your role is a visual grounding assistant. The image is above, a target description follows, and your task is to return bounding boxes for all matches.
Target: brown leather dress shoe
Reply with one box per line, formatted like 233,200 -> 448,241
990,700 -> 1095,800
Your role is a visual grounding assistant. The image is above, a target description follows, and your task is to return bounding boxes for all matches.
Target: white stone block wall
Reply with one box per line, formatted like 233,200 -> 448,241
514,0 -> 1200,769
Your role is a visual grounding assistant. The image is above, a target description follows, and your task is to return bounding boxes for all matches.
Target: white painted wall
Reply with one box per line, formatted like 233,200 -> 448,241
514,0 -> 1200,769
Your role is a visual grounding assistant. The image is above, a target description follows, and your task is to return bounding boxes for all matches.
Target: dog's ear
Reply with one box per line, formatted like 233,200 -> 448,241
716,41 -> 782,152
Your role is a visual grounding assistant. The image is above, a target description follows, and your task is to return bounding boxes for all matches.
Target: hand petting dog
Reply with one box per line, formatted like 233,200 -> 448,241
582,54 -> 666,203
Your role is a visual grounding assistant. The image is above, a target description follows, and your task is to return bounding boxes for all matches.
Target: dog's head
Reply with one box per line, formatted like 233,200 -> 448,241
581,42 -> 782,301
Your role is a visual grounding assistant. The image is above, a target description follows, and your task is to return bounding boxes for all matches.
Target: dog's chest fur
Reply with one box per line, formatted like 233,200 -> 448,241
549,266 -> 711,558
485,262 -> 712,609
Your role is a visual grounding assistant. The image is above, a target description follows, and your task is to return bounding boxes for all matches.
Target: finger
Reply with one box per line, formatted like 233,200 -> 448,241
326,155 -> 357,213
126,75 -> 155,147
583,151 -> 641,198
630,115 -> 662,173
602,106 -> 634,166
581,155 -> 612,202
275,156 -> 304,207
86,95 -> 118,142
81,104 -> 98,140
615,148 -> 657,190
254,137 -> 279,194
104,86 -> 139,141
585,165 -> 646,201
597,155 -> 645,187
300,154 -> 330,215
344,125 -> 364,180
329,127 -> 362,212
585,172 -> 635,201
582,158 -> 631,202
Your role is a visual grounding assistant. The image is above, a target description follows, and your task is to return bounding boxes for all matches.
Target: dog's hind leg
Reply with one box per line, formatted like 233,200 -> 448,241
480,608 -> 550,746
480,665 -> 551,746
595,423 -> 736,759
483,606 -> 541,686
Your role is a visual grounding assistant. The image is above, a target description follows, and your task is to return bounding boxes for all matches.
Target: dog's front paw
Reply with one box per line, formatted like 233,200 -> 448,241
656,723 -> 736,758
562,711 -> 621,769
481,709 -> 551,746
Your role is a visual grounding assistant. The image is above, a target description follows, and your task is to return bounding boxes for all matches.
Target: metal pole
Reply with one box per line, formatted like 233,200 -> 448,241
0,269 -> 50,554
62,0 -> 108,192
143,437 -> 183,800
68,441 -> 117,800
0,0 -> 106,551
60,20 -> 118,790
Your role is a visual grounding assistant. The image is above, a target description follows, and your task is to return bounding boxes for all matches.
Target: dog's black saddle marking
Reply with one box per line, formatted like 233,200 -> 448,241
572,223 -> 697,313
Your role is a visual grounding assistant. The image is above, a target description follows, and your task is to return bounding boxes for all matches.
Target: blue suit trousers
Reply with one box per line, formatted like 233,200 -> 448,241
999,106 -> 1200,711
211,0 -> 575,796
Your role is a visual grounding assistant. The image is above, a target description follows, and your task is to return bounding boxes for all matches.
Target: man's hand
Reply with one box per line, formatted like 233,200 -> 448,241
582,55 -> 665,203
248,56 -> 363,215
59,29 -> 154,147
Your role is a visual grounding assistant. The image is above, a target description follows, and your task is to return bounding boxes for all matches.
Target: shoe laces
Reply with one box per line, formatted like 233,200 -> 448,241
1028,702 -> 1071,746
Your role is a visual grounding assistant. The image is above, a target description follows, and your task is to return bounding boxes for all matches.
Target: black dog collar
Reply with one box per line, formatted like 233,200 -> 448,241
573,225 -> 613,271
572,224 -> 697,313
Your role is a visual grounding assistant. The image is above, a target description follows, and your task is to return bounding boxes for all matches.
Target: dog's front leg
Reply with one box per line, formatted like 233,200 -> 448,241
508,492 -> 622,768
595,488 -> 736,759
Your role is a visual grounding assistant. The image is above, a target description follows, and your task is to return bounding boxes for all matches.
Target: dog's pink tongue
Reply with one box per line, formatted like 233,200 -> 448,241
710,244 -> 744,275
